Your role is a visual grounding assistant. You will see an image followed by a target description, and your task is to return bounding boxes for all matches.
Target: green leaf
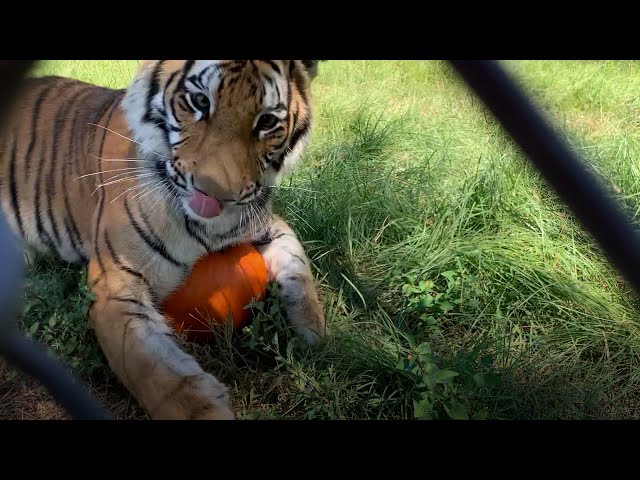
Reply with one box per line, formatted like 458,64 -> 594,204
416,342 -> 432,357
465,274 -> 479,284
473,373 -> 485,387
435,369 -> 459,383
21,302 -> 34,316
472,408 -> 489,420
420,315 -> 437,326
413,397 -> 433,419
439,300 -> 454,313
63,338 -> 77,355
48,314 -> 58,328
444,401 -> 469,420
468,298 -> 481,309
286,340 -> 295,358
420,296 -> 434,308
27,321 -> 40,336
269,303 -> 281,317
425,360 -> 441,373
441,271 -> 457,282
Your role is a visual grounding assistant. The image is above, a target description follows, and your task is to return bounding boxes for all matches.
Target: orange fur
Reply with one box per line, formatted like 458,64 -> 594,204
0,60 -> 326,420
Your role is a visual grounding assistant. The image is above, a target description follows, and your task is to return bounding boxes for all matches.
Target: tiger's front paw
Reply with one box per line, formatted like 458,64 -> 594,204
295,324 -> 329,345
291,298 -> 330,346
151,373 -> 235,420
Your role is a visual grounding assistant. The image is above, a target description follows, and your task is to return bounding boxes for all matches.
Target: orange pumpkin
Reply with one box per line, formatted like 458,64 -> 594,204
161,243 -> 268,342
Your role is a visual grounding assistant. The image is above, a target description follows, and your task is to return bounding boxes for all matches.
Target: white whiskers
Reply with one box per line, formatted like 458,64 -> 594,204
87,123 -> 171,160
92,172 -> 156,196
110,178 -> 159,204
76,166 -> 148,180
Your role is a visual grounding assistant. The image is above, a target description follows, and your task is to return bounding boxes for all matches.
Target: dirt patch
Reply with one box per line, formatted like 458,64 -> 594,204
0,359 -> 146,420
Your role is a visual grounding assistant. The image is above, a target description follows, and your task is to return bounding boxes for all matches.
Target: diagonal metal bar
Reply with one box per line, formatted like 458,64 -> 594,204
450,60 -> 640,295
0,60 -> 111,420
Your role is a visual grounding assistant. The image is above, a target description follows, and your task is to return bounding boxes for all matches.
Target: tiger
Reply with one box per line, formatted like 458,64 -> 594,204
0,60 -> 327,420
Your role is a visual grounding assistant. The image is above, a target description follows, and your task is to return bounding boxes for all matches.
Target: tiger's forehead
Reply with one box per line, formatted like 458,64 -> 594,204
181,60 -> 288,111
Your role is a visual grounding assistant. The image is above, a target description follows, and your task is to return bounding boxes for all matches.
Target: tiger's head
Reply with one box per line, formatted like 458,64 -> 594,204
122,60 -> 319,221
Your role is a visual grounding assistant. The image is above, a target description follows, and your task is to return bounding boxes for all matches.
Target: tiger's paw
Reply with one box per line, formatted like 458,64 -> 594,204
150,373 -> 235,420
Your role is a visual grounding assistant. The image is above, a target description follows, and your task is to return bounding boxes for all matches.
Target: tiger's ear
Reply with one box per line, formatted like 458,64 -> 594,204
301,60 -> 322,80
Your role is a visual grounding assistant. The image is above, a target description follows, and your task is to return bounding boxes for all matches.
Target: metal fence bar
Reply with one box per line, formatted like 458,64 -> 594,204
0,60 -> 110,420
1,60 -> 640,420
449,60 -> 640,295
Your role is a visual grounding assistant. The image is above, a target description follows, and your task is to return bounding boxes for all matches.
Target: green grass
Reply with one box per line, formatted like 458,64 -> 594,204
17,60 -> 640,419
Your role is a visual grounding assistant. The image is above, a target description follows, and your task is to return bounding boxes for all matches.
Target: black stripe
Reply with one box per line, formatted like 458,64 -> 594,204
259,84 -> 266,105
184,215 -> 210,251
34,122 -> 55,250
62,88 -> 94,261
251,230 -> 272,246
180,61 -> 196,90
165,70 -> 180,97
273,136 -> 288,151
154,161 -> 168,179
169,92 -> 182,125
288,118 -> 311,154
108,297 -> 146,308
188,212 -> 247,244
124,198 -> 186,268
269,126 -> 286,136
173,178 -> 188,190
8,135 -> 24,239
262,60 -> 281,75
274,82 -> 282,106
47,88 -> 82,248
187,75 -> 206,91
283,79 -> 293,152
292,65 -> 310,108
155,68 -> 181,145
173,168 -> 187,183
93,93 -> 123,273
291,109 -> 299,137
271,232 -> 295,241
177,97 -> 189,112
64,217 -> 88,263
104,230 -> 152,290
288,251 -> 308,267
171,137 -> 187,148
24,83 -> 56,181
143,61 -> 165,125
197,65 -> 217,86
262,74 -> 275,87
32,85 -> 62,249
123,311 -> 153,322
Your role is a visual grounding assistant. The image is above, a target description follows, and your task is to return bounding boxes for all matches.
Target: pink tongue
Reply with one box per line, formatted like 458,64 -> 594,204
188,190 -> 222,218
